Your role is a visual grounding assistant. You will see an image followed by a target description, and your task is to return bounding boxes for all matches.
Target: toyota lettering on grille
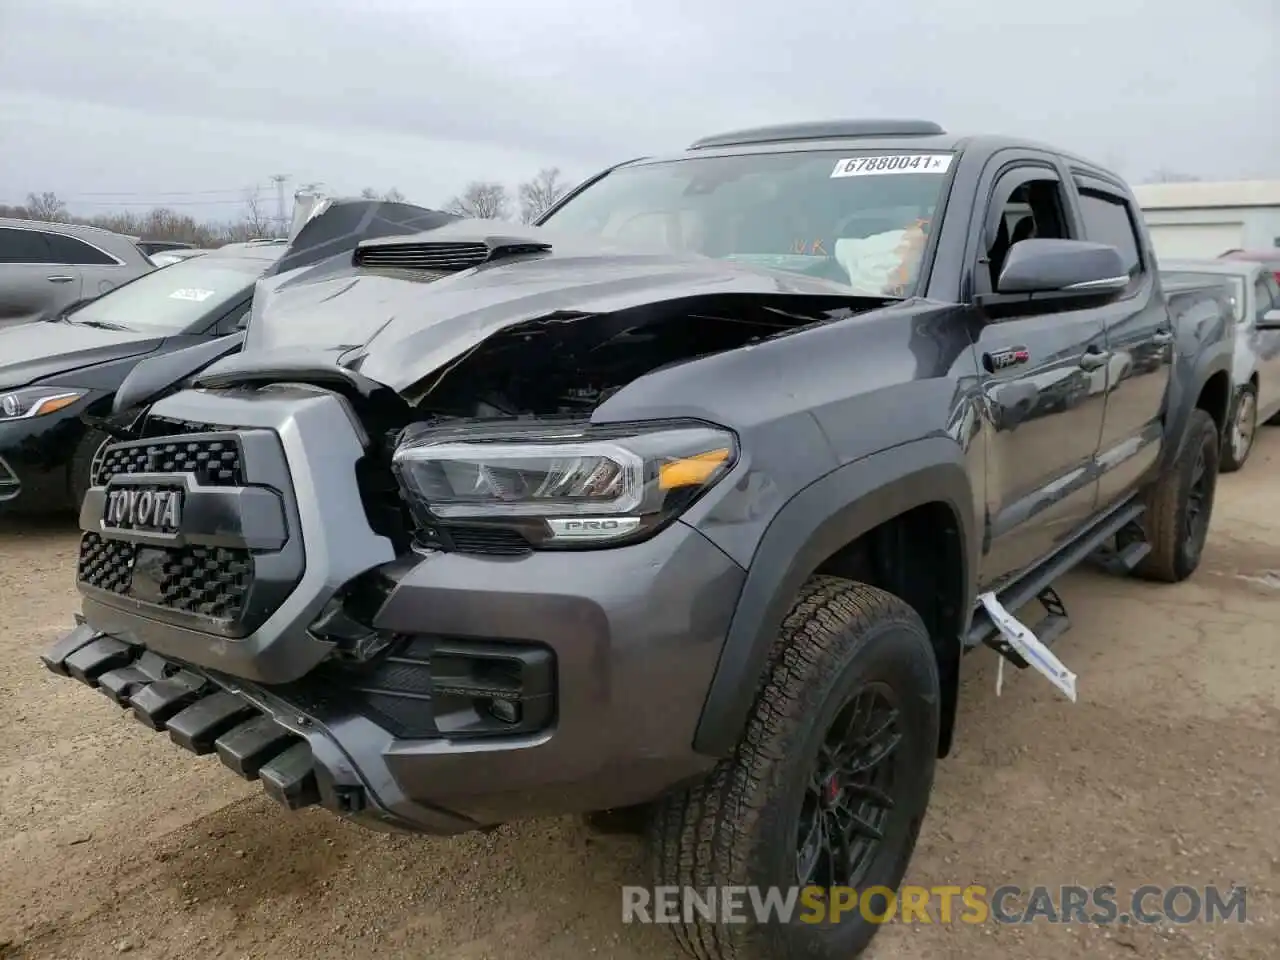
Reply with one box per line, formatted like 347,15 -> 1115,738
103,487 -> 183,534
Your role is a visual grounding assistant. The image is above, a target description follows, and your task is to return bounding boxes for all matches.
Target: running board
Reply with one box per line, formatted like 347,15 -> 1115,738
966,496 -> 1146,650
1087,516 -> 1152,574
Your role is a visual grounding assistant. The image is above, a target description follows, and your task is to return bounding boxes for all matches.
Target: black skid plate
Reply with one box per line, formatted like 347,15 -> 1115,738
41,624 -> 321,813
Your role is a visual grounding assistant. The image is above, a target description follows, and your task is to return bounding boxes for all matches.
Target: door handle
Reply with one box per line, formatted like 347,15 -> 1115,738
1077,349 -> 1112,371
45,275 -> 75,283
1152,329 -> 1174,345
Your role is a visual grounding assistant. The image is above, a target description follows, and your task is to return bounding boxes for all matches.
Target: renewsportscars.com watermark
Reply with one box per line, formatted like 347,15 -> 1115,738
622,884 -> 1248,926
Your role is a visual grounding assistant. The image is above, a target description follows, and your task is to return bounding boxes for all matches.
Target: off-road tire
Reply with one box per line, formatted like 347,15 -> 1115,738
69,428 -> 112,514
1134,408 -> 1220,583
1220,383 -> 1257,473
649,577 -> 940,960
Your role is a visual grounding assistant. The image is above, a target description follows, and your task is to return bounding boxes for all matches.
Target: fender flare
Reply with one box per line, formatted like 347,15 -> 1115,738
1161,342 -> 1233,472
692,436 -> 979,757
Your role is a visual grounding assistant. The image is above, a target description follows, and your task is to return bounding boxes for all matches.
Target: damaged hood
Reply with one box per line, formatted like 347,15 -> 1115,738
240,219 -> 885,394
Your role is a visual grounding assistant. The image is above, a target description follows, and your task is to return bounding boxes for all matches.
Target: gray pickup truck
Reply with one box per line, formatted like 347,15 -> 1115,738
43,120 -> 1234,959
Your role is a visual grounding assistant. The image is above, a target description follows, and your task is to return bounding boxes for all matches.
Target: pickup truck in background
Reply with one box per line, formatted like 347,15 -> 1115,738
44,120 -> 1235,960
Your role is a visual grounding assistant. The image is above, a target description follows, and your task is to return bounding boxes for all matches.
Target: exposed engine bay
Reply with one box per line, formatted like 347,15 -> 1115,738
411,292 -> 882,420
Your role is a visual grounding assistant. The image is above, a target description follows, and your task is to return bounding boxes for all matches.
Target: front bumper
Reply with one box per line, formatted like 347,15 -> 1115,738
42,622 -> 464,833
49,384 -> 745,833
0,411 -> 86,513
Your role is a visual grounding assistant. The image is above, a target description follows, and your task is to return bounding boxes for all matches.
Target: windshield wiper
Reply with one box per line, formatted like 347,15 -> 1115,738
68,318 -> 133,331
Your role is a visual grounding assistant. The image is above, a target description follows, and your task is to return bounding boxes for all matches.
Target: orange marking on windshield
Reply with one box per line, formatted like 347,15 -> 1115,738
789,239 -> 828,256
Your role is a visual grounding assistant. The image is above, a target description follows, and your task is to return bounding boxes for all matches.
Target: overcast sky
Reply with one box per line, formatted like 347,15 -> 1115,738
0,0 -> 1276,223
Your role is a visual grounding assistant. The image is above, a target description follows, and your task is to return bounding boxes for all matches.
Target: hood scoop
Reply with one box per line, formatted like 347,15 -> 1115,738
353,234 -> 552,273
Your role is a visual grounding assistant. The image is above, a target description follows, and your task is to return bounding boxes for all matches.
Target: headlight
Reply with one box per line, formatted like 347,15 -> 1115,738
392,420 -> 737,547
0,387 -> 87,420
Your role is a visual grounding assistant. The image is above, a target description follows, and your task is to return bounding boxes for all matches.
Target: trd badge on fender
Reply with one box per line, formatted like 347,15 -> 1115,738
103,487 -> 183,533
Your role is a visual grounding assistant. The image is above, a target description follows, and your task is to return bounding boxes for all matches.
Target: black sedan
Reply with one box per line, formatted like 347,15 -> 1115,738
0,241 -> 286,515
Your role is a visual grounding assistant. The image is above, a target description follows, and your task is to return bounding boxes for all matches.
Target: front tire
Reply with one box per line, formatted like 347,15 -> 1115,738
650,578 -> 940,960
1133,408 -> 1220,583
1220,384 -> 1257,473
69,428 -> 112,514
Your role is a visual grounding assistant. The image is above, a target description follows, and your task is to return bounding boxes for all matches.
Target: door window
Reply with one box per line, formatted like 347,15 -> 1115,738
0,227 -> 54,263
983,173 -> 1071,289
42,232 -> 119,266
1075,188 -> 1144,280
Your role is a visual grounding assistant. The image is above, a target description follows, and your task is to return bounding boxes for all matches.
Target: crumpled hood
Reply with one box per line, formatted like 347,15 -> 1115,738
0,321 -> 164,390
241,219 -> 876,394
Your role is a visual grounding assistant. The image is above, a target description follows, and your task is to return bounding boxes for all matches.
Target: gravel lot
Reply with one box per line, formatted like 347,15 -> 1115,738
1,432 -> 1277,960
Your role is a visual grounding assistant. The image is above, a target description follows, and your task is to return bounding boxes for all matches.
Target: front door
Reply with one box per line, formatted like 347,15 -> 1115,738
969,159 -> 1108,586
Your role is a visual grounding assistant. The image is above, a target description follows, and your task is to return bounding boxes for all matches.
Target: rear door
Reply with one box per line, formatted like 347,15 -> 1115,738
1251,270 -> 1280,420
0,226 -> 82,326
967,152 -> 1109,585
1069,175 -> 1173,511
43,231 -> 126,299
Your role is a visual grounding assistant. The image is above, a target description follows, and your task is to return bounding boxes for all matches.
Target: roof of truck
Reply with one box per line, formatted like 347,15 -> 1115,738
621,119 -> 1114,179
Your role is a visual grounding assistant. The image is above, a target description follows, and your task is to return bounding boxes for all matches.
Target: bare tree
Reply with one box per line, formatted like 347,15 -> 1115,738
242,187 -> 275,237
444,181 -> 512,220
26,191 -> 68,222
517,168 -> 568,224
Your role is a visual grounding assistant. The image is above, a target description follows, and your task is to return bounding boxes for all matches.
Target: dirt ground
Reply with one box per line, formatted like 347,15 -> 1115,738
1,434 -> 1277,960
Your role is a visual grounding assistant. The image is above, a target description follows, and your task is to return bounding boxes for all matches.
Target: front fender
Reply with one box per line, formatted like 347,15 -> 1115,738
691,436 -> 979,757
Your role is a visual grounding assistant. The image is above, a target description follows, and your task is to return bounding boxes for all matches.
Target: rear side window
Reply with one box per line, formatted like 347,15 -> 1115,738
1075,188 -> 1144,279
43,232 -> 119,265
0,227 -> 54,263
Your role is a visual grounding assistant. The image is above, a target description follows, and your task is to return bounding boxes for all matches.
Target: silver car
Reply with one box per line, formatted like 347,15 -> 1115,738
0,218 -> 155,329
1161,258 -> 1280,471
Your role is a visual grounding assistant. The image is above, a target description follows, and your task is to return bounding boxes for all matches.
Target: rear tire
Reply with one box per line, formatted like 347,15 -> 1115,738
650,577 -> 939,960
1219,384 -> 1256,473
1133,408 -> 1219,583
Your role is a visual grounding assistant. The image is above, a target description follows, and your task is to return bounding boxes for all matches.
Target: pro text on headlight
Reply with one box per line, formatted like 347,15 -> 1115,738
391,420 -> 737,548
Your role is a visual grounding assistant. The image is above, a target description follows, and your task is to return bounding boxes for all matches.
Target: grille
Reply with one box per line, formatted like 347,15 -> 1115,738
155,545 -> 251,618
141,416 -> 226,438
78,534 -> 251,620
95,436 -> 243,487
446,526 -> 532,557
414,523 -> 533,557
353,240 -> 550,273
77,535 -> 136,593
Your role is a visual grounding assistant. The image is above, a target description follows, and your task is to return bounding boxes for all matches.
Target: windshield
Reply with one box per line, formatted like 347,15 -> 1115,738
64,256 -> 264,332
1163,272 -> 1246,323
539,149 -> 955,296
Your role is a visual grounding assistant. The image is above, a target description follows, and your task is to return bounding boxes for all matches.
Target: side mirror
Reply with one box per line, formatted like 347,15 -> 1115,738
1258,308 -> 1280,331
996,238 -> 1130,297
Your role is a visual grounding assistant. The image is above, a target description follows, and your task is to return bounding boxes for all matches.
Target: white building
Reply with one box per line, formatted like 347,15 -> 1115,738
1132,180 -> 1280,261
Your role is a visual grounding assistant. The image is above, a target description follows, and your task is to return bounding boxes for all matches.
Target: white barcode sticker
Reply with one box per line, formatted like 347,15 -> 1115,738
830,154 -> 953,178
169,288 -> 215,302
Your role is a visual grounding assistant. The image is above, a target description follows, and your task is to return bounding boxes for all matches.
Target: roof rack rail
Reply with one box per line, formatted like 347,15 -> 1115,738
688,119 -> 946,150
